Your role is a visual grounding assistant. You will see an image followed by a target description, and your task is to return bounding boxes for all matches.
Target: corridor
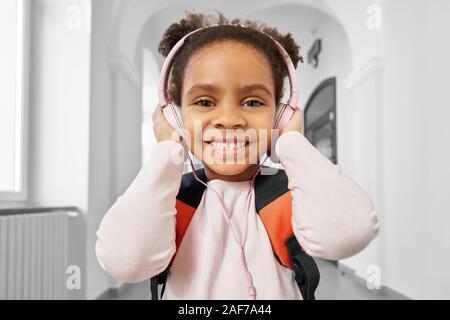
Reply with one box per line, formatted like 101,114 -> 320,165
1,0 -> 449,301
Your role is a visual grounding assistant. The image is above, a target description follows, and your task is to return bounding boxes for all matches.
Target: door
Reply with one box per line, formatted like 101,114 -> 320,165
304,78 -> 337,165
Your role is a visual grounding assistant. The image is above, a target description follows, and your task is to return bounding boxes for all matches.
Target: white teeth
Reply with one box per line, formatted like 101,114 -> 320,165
209,141 -> 246,151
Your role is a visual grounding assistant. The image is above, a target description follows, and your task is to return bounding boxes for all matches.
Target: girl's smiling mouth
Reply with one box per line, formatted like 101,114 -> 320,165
204,138 -> 251,157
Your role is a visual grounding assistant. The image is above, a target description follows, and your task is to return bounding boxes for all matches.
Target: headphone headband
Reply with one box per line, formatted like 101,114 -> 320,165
158,23 -> 299,107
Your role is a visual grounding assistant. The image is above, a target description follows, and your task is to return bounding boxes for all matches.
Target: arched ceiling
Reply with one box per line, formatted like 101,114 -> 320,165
109,0 -> 339,59
109,0 -> 381,72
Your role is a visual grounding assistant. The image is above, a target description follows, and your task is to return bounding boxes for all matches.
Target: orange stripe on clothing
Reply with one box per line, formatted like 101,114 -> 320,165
170,199 -> 197,265
259,191 -> 294,268
174,199 -> 197,250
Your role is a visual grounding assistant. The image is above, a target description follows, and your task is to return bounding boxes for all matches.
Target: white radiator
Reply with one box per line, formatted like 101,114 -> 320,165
0,210 -> 70,300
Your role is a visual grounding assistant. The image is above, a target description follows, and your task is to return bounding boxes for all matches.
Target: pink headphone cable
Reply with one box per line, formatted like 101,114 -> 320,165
181,142 -> 270,300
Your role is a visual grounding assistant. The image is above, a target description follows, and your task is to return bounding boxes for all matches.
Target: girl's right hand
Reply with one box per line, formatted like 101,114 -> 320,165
152,103 -> 182,143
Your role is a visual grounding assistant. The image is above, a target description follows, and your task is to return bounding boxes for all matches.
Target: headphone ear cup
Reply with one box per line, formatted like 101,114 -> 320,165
172,104 -> 184,127
161,103 -> 190,163
274,103 -> 286,129
270,103 -> 297,163
270,103 -> 286,164
274,103 -> 296,130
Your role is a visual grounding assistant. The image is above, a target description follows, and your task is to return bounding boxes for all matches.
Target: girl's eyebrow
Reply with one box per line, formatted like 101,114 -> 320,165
240,84 -> 273,98
185,83 -> 273,98
185,84 -> 221,97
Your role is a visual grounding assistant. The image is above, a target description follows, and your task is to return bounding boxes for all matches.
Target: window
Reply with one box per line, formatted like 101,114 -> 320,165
0,0 -> 29,200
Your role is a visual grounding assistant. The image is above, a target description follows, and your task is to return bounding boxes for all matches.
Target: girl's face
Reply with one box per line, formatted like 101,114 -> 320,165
180,40 -> 277,182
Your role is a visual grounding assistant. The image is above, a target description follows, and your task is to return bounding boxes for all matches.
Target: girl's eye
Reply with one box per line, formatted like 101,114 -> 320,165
194,98 -> 215,107
244,100 -> 264,108
193,99 -> 264,108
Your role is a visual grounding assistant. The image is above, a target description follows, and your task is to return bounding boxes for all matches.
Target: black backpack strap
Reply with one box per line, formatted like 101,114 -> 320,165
150,276 -> 158,300
176,167 -> 207,208
149,168 -> 207,300
285,235 -> 320,300
254,166 -> 290,212
150,268 -> 168,300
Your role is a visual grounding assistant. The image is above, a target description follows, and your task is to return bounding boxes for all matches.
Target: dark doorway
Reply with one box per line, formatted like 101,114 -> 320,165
304,78 -> 337,165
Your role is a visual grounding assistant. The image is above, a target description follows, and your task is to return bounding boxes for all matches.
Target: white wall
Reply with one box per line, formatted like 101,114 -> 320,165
379,0 -> 450,299
322,0 -> 384,70
27,0 -> 92,299
86,0 -> 117,300
340,65 -> 384,284
338,0 -> 450,299
24,0 -> 128,300
25,0 -> 145,300
81,0 -> 146,299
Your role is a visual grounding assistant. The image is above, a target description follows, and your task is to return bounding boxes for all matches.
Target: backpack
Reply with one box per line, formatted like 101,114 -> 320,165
150,166 -> 320,300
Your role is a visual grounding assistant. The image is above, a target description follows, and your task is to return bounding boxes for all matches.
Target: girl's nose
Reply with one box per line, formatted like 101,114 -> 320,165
210,106 -> 246,129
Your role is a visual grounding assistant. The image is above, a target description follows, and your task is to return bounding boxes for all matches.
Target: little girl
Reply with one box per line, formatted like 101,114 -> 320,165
95,12 -> 379,300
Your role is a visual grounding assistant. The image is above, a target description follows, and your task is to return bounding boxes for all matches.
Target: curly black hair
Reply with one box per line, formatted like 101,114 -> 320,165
158,11 -> 303,107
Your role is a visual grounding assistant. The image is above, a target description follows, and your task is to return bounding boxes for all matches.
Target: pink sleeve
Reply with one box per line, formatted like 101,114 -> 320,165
95,140 -> 184,283
275,131 -> 380,260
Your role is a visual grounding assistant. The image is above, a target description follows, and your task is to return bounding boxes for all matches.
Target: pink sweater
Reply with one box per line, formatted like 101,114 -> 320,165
95,131 -> 379,299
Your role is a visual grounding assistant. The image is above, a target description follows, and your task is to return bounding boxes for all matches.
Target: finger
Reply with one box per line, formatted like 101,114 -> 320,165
152,104 -> 161,121
295,108 -> 305,133
152,103 -> 166,122
155,104 -> 178,131
291,109 -> 301,122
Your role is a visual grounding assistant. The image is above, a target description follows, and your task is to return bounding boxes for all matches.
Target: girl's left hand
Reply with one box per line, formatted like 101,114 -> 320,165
280,107 -> 304,136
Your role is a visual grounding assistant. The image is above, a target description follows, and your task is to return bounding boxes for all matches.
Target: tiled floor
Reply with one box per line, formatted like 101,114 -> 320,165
106,259 -> 407,300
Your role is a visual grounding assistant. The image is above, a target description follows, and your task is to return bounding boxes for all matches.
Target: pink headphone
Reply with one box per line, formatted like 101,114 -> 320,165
158,24 -> 300,300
